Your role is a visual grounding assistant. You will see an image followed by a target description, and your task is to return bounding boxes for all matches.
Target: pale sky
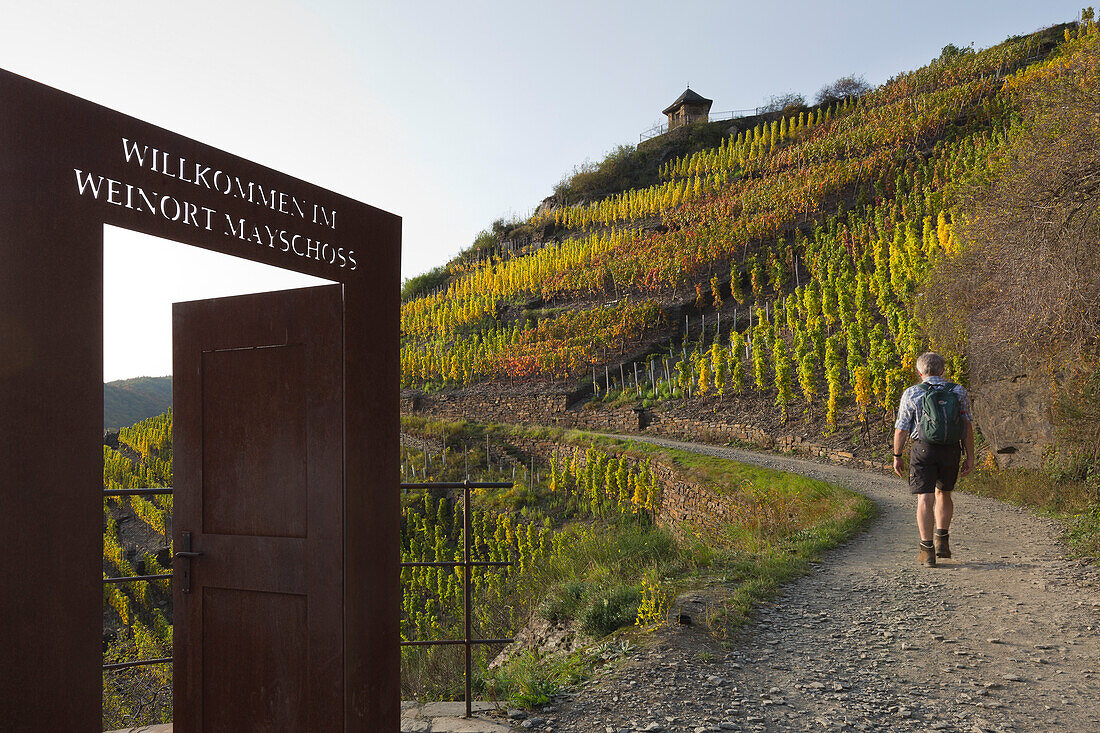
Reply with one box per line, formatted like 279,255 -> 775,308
0,0 -> 1084,381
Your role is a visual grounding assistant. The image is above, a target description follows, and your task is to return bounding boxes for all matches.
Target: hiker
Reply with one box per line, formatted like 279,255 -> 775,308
892,352 -> 975,566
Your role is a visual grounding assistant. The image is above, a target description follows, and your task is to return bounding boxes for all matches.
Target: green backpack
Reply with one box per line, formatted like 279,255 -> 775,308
916,382 -> 964,444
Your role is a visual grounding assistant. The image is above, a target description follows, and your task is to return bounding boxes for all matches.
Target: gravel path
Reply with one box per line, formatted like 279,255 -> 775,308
531,436 -> 1100,733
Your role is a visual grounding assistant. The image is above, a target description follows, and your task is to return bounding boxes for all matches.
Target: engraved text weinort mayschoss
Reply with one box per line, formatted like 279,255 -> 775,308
70,137 -> 357,270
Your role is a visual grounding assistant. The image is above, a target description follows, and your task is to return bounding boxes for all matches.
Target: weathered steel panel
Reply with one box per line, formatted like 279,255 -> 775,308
174,285 -> 344,731
0,68 -> 401,731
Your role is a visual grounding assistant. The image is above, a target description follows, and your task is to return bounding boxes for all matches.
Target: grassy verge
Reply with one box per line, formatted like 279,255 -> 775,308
579,432 -> 875,634
958,458 -> 1100,559
401,417 -> 874,705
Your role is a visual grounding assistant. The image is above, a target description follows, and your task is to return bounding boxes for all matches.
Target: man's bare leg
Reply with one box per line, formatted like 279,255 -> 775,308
935,489 -> 953,531
916,493 -> 936,542
935,489 -> 953,558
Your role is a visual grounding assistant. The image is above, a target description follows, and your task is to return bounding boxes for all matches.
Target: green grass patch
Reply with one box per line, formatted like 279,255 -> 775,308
400,417 -> 875,704
959,459 -> 1100,559
480,650 -> 589,707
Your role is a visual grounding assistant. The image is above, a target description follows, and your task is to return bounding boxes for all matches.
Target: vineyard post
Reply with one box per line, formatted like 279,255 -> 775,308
462,479 -> 473,719
634,363 -> 640,396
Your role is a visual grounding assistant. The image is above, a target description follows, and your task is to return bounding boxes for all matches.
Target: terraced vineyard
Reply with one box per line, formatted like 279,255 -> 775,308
401,21 -> 1092,434
102,411 -> 174,728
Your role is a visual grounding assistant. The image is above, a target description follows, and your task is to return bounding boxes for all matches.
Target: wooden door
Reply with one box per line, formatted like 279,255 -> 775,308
172,284 -> 344,732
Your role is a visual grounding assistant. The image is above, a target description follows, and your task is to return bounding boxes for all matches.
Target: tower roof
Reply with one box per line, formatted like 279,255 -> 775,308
662,88 -> 713,115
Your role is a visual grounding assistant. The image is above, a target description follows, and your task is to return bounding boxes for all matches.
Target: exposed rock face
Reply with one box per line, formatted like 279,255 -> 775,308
489,616 -> 583,669
970,368 -> 1055,469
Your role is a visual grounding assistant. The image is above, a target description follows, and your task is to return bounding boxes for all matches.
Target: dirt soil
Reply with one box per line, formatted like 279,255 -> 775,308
527,436 -> 1100,733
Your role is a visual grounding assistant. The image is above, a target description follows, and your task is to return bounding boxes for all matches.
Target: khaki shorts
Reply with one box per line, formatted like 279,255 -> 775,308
909,440 -> 962,494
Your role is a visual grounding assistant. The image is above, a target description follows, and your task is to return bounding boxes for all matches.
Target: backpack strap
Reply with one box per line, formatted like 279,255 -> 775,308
917,382 -> 939,397
921,381 -> 953,393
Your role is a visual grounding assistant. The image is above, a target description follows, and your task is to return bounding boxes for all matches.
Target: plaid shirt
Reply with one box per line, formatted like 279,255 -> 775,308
894,376 -> 971,439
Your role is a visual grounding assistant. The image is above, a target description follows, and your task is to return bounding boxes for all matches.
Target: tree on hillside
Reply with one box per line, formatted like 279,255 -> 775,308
935,43 -> 973,64
815,74 -> 871,105
763,92 -> 807,113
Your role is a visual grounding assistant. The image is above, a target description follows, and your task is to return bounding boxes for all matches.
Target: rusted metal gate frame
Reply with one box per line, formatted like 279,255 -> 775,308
399,480 -> 515,719
0,68 -> 401,731
101,480 -> 517,720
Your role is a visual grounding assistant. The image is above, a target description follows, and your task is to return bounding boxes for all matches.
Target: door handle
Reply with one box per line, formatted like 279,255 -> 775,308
175,531 -> 202,593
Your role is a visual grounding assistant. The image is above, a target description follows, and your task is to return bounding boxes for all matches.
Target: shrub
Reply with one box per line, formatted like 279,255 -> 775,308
634,575 -> 671,628
763,92 -> 806,113
553,145 -> 653,205
815,74 -> 871,105
540,580 -> 587,624
480,650 -> 587,708
401,265 -> 448,302
580,586 -> 642,637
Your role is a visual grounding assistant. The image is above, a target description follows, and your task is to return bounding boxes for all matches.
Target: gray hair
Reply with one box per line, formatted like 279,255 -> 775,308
915,352 -> 946,377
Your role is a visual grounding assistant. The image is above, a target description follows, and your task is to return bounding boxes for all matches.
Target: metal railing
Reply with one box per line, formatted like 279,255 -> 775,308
639,107 -> 767,142
400,480 -> 515,718
102,485 -> 174,672
101,480 -> 516,719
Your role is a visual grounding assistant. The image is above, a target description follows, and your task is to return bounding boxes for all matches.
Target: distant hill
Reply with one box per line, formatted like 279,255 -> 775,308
104,376 -> 172,430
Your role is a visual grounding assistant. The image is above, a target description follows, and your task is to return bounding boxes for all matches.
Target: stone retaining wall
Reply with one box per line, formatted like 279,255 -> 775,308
403,391 -> 892,474
402,391 -> 580,427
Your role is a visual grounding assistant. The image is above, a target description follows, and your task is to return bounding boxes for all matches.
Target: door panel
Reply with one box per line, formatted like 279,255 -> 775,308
201,344 -> 308,538
201,587 -> 308,730
173,284 -> 344,732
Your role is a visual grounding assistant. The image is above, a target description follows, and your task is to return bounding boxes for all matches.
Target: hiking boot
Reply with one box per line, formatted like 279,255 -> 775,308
935,531 -> 951,559
918,542 -> 937,567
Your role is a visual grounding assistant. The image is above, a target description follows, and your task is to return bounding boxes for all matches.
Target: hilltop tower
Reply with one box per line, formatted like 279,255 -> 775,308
663,87 -> 713,130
